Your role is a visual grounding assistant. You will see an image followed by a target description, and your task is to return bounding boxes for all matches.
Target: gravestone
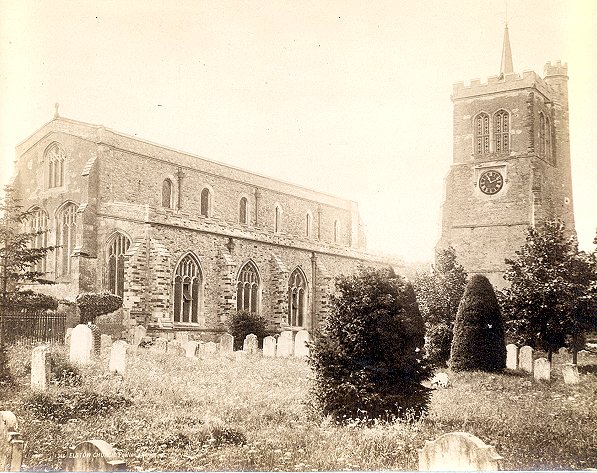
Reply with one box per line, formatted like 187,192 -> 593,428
167,340 -> 182,353
0,411 -> 24,472
294,330 -> 310,358
175,331 -> 189,344
100,334 -> 113,352
69,324 -> 94,364
558,347 -> 568,356
132,325 -> 146,346
243,334 -> 258,354
109,341 -> 128,375
182,341 -> 199,358
534,358 -> 550,382
219,333 -> 234,353
151,337 -> 168,353
31,345 -> 50,391
506,344 -> 519,370
519,345 -> 534,373
203,341 -> 217,354
276,331 -> 294,357
431,372 -> 450,389
65,327 -> 73,346
64,440 -> 126,472
263,336 -> 276,357
562,363 -> 580,385
418,431 -> 503,471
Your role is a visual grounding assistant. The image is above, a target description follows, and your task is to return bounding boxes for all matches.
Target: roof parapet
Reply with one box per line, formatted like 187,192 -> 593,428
544,60 -> 568,78
452,70 -> 553,100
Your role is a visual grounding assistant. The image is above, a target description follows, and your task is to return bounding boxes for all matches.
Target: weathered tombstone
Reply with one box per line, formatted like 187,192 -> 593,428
562,363 -> 580,385
132,325 -> 146,346
109,341 -> 128,375
534,357 -> 550,382
64,439 -> 126,472
558,347 -> 568,356
276,331 -> 294,357
182,341 -> 199,358
203,341 -> 217,354
430,372 -> 450,389
263,336 -> 277,357
65,327 -> 73,346
167,340 -> 182,353
0,411 -> 24,472
100,334 -> 113,352
31,345 -> 51,391
175,331 -> 189,344
506,344 -> 519,370
69,324 -> 94,364
243,334 -> 258,354
294,330 -> 310,357
519,345 -> 534,373
418,431 -> 503,471
151,337 -> 168,353
219,333 -> 234,353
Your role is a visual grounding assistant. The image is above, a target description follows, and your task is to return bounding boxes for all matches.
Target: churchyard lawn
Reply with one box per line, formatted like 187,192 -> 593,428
2,344 -> 596,471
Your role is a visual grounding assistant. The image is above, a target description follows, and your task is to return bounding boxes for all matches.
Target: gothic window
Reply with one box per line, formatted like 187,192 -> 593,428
162,179 -> 173,208
305,212 -> 312,238
200,187 -> 211,217
334,219 -> 340,243
29,207 -> 48,273
56,203 -> 77,277
474,113 -> 490,155
274,205 -> 281,233
107,233 -> 131,299
494,110 -> 510,154
173,253 -> 202,324
239,197 -> 248,224
46,142 -> 65,188
287,267 -> 307,327
539,112 -> 553,162
236,261 -> 259,314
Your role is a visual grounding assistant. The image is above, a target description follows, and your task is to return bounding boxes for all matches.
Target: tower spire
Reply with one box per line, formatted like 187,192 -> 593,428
500,23 -> 514,75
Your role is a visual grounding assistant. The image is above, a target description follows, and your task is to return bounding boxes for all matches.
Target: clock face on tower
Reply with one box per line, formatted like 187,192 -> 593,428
479,170 -> 504,195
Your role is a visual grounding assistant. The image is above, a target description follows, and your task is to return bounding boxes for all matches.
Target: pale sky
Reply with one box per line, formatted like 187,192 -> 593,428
1,0 -> 595,263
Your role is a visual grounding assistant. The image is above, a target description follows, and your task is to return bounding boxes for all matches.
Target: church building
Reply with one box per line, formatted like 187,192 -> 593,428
437,26 -> 575,287
11,116 -> 398,337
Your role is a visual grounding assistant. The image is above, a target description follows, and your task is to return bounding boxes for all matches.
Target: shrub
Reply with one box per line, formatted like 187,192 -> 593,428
308,266 -> 432,424
3,290 -> 58,310
76,292 -> 122,324
226,310 -> 268,350
450,274 -> 506,372
0,345 -> 15,389
48,347 -> 82,386
424,322 -> 453,367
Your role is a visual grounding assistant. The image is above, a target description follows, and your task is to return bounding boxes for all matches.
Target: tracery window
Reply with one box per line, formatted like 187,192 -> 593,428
494,110 -> 510,154
173,254 -> 202,324
474,113 -> 490,155
162,179 -> 173,208
30,207 -> 48,273
107,233 -> 131,298
46,143 -> 65,188
287,268 -> 307,327
200,188 -> 211,217
239,197 -> 248,224
236,261 -> 259,314
56,203 -> 77,277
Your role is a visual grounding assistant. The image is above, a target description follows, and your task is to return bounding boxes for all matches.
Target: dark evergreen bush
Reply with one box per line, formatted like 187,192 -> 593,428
450,274 -> 506,371
308,266 -> 432,424
75,292 -> 122,324
226,310 -> 268,350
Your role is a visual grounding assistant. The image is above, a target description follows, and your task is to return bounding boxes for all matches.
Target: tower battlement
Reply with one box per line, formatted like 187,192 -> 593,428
544,60 -> 568,78
452,70 -> 553,100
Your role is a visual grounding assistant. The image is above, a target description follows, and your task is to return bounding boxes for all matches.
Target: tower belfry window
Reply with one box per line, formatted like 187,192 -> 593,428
475,113 -> 490,155
494,110 -> 510,154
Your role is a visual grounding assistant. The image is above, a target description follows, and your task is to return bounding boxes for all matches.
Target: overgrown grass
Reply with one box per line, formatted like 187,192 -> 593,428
1,343 -> 596,470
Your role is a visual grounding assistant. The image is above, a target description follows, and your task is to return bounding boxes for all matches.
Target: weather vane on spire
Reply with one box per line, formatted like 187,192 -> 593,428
54,102 -> 60,119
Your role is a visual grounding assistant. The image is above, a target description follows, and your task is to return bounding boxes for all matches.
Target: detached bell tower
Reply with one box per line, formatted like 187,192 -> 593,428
436,25 -> 575,288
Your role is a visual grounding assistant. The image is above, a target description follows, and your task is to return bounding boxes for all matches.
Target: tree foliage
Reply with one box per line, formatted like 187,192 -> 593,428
76,292 -> 123,324
450,274 -> 506,372
501,220 -> 597,362
308,266 -> 432,424
226,310 -> 269,350
414,247 -> 468,366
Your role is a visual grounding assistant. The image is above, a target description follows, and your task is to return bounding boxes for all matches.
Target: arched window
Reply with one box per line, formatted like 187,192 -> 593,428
30,207 -> 48,273
162,179 -> 173,208
173,254 -> 202,324
46,143 -> 65,188
56,203 -> 77,277
200,187 -> 211,217
494,110 -> 509,154
236,261 -> 260,314
288,267 -> 307,327
539,112 -> 552,162
474,113 -> 490,155
334,219 -> 340,243
545,116 -> 552,162
107,233 -> 131,298
305,212 -> 312,238
274,206 -> 281,233
539,113 -> 546,156
239,197 -> 248,224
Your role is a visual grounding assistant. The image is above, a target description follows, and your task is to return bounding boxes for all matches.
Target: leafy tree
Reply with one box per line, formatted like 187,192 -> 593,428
308,266 -> 432,424
226,310 -> 268,350
75,292 -> 123,324
501,220 -> 597,363
414,247 -> 468,366
450,274 -> 506,372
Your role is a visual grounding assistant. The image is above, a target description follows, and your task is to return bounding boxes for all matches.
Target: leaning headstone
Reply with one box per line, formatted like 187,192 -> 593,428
294,330 -> 310,357
219,333 -> 234,353
31,345 -> 50,391
182,341 -> 199,358
64,439 -> 126,472
263,336 -> 277,357
418,431 -> 503,471
69,324 -> 94,364
109,341 -> 128,375
64,327 -> 73,346
519,345 -> 534,373
506,344 -> 519,370
562,363 -> 580,385
203,341 -> 217,355
100,334 -> 113,352
132,325 -> 146,346
151,337 -> 168,353
534,357 -> 550,382
0,411 -> 24,472
175,331 -> 189,344
276,331 -> 294,357
243,334 -> 258,354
